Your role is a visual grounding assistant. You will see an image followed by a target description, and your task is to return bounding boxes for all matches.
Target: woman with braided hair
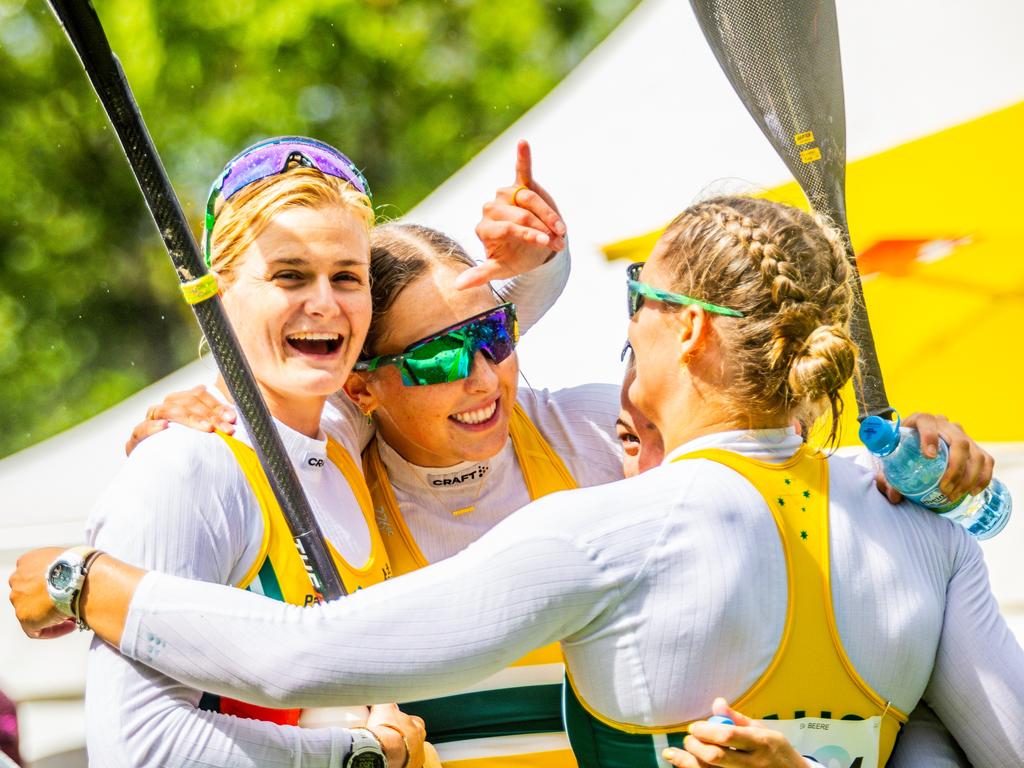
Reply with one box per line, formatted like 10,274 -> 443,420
13,196 -> 1024,767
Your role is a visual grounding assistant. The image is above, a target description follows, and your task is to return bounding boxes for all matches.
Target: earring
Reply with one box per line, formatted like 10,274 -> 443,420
362,409 -> 375,425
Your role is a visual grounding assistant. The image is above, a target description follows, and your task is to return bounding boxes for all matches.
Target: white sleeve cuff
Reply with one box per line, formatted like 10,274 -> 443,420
119,568 -> 162,659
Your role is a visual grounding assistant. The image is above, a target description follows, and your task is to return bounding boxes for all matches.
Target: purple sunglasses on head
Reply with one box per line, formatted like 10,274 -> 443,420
203,136 -> 371,265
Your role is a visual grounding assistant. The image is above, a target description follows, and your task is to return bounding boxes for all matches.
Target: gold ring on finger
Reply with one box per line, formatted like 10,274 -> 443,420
512,185 -> 528,207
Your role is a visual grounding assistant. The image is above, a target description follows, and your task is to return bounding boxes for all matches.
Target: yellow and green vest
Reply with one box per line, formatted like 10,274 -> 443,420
199,431 -> 393,725
363,405 -> 580,768
563,445 -> 908,768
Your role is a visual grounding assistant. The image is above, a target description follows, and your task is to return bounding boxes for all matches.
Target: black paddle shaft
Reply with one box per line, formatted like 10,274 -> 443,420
690,0 -> 893,421
46,0 -> 347,599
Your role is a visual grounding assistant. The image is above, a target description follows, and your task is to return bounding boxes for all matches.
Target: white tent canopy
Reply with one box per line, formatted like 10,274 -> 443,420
3,0 -> 1023,761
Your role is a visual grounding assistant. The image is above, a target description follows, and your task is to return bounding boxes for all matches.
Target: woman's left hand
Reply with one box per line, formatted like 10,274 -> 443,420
662,698 -> 811,767
875,412 -> 994,504
9,547 -> 77,639
457,139 -> 567,289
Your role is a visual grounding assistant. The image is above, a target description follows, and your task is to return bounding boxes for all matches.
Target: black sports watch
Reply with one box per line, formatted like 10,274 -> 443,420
345,728 -> 387,768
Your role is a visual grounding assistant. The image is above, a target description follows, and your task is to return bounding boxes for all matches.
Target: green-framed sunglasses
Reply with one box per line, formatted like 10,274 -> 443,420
354,303 -> 519,386
626,262 -> 744,318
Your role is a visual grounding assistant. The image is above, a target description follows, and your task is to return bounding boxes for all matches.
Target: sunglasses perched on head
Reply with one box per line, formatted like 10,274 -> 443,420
354,303 -> 519,386
204,136 -> 371,265
626,262 -> 744,319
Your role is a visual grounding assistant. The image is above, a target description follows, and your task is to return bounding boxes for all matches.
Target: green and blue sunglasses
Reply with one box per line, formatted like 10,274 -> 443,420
354,303 -> 519,386
626,262 -> 744,318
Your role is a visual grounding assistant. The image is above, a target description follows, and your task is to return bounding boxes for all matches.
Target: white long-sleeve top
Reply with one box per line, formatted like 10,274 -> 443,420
85,419 -> 368,768
80,252 -> 572,768
120,429 -> 1024,767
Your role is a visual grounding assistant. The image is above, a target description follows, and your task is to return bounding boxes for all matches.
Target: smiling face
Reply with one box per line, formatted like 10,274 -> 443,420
617,365 -> 666,478
219,203 -> 371,434
348,261 -> 518,467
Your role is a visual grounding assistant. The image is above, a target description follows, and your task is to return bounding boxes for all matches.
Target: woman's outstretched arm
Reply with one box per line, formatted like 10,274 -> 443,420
11,492 -> 626,708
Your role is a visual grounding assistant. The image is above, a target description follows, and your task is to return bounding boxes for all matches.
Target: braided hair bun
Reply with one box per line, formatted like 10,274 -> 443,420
658,196 -> 858,444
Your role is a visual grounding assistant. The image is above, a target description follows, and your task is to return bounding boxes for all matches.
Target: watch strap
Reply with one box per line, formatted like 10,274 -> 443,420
72,548 -> 104,631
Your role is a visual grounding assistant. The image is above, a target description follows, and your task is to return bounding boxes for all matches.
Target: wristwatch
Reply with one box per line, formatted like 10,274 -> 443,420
46,546 -> 101,627
345,728 -> 387,768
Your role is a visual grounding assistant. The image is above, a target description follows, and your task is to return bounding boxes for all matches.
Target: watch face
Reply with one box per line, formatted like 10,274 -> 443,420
350,753 -> 383,768
49,562 -> 74,590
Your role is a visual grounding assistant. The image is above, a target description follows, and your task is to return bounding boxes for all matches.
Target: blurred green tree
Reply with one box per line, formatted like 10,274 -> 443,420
0,0 -> 637,457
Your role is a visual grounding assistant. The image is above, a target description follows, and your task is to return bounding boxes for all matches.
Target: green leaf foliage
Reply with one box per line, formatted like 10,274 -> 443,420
0,0 -> 637,457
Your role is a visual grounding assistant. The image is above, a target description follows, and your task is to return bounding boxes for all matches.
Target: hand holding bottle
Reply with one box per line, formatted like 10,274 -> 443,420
861,413 -> 1011,539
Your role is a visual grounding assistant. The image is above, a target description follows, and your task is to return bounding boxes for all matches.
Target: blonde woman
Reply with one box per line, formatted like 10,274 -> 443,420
70,137 -> 424,768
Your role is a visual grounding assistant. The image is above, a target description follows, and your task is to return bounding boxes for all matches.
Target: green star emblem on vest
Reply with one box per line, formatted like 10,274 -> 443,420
800,530 -> 808,540
777,497 -> 785,506
803,490 -> 811,498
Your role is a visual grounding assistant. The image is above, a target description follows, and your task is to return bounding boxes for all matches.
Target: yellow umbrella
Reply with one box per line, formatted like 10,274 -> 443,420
603,101 -> 1024,444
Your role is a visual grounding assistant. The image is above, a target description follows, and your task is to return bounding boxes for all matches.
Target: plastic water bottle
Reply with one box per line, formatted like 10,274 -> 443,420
859,415 -> 1012,540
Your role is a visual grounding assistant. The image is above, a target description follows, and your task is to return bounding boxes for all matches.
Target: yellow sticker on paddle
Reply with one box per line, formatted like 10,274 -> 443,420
800,147 -> 822,163
794,131 -> 816,145
180,273 -> 219,305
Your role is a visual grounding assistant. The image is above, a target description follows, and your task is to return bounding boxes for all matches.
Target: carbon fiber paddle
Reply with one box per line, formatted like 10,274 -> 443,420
46,0 -> 347,599
690,0 -> 893,421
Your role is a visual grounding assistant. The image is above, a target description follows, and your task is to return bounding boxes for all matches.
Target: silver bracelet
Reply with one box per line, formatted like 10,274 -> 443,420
71,550 -> 105,631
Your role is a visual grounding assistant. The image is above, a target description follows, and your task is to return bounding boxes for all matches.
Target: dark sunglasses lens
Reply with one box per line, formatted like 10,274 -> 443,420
626,264 -> 644,317
473,308 -> 517,364
627,283 -> 642,317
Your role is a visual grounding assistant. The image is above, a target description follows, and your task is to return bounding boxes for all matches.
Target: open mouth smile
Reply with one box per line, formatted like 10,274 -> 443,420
286,332 -> 342,356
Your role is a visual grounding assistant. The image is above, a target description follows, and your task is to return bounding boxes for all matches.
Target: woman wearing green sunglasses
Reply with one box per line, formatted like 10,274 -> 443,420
14,195 -> 1022,768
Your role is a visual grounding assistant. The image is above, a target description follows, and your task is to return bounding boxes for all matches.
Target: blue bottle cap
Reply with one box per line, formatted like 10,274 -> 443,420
859,414 -> 901,456
707,715 -> 734,726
